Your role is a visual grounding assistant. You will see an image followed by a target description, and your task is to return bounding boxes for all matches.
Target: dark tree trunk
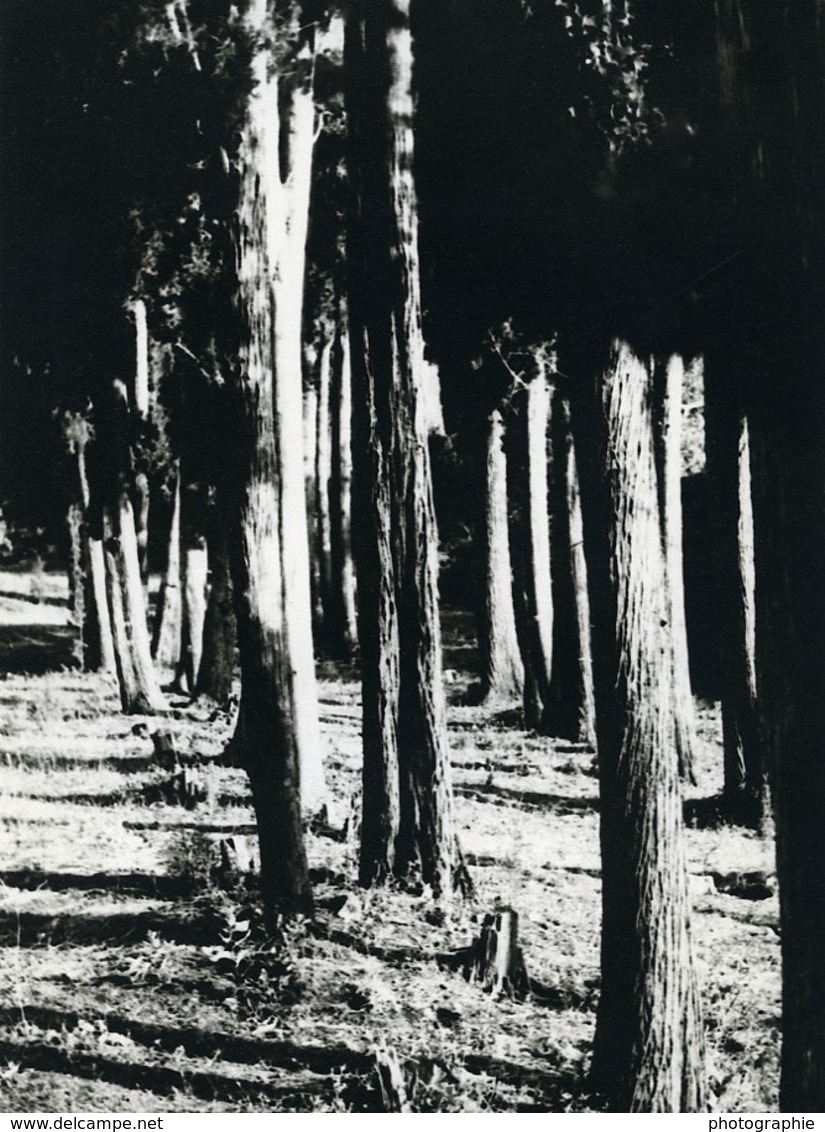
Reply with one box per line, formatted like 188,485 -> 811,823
508,369 -> 553,729
326,325 -> 358,658
704,358 -> 763,827
750,388 -> 825,1112
223,1 -> 320,924
196,487 -> 237,705
346,0 -> 464,895
574,339 -> 706,1112
478,407 -> 524,704
712,2 -> 825,1105
65,418 -> 114,673
313,334 -> 335,645
542,389 -> 595,744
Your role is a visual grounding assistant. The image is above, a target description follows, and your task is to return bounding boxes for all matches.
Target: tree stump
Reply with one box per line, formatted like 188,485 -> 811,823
464,907 -> 529,1000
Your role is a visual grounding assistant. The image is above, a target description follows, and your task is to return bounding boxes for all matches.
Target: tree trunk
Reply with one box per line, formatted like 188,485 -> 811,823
103,491 -> 165,715
704,360 -> 762,826
174,480 -> 208,694
152,470 -> 182,672
303,374 -> 323,636
313,335 -> 334,647
508,369 -> 553,729
542,389 -> 595,744
750,387 -> 825,1112
652,354 -> 697,782
326,325 -> 358,658
196,488 -> 237,705
712,1 -> 825,1108
346,0 -> 465,895
223,1 -> 321,924
574,339 -> 705,1112
479,407 -> 524,704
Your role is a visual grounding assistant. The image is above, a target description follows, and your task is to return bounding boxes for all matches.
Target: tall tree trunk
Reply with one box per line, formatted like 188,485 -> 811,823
66,424 -> 114,673
750,386 -> 825,1112
704,360 -> 762,826
174,480 -> 208,694
103,490 -> 165,715
313,334 -> 334,647
652,354 -> 697,782
574,339 -> 705,1112
223,1 -> 320,924
542,389 -> 595,743
303,373 -> 324,636
508,369 -> 553,729
196,486 -> 237,705
346,0 -> 465,895
152,470 -> 182,672
479,407 -> 524,704
326,325 -> 358,658
713,2 -> 825,1105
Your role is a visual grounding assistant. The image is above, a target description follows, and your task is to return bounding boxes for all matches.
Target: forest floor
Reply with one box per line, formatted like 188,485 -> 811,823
0,568 -> 780,1113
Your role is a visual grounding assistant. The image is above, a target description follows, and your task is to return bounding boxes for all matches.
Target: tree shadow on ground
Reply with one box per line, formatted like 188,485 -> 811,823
454,781 -> 598,815
0,624 -> 76,674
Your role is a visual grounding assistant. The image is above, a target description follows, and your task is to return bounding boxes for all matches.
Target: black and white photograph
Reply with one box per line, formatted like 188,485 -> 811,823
0,0 -> 822,1116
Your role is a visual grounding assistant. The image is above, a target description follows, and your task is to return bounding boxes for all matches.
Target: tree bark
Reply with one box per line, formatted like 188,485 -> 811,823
508,369 -> 553,729
103,490 -> 165,715
652,354 -> 697,782
479,407 -> 524,704
313,334 -> 334,647
223,0 -> 321,924
346,0 -> 465,895
326,325 -> 358,658
542,389 -> 595,744
196,487 -> 237,705
574,339 -> 706,1112
174,480 -> 208,694
704,359 -> 762,826
152,470 -> 182,672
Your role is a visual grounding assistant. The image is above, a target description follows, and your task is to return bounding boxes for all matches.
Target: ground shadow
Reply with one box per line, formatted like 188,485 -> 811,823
0,624 -> 76,674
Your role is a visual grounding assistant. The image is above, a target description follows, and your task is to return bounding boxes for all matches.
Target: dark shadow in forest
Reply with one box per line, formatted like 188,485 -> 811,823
0,1004 -> 372,1076
684,794 -> 729,829
0,904 -> 226,947
0,868 -> 183,898
454,781 -> 598,814
0,624 -> 77,674
0,1035 -> 334,1108
0,588 -> 68,609
0,1003 -> 585,1111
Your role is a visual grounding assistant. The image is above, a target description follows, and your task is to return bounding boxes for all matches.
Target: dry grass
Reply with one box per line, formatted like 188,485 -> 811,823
0,575 -> 779,1112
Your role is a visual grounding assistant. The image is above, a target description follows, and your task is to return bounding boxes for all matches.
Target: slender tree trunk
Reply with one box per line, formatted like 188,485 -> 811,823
346,0 -> 465,895
303,374 -> 324,636
152,470 -> 182,672
326,325 -> 358,657
542,389 -> 595,743
508,370 -> 553,728
103,491 -> 165,715
174,480 -> 208,694
313,335 -> 334,646
223,1 -> 320,924
196,487 -> 237,705
574,339 -> 706,1112
704,361 -> 762,826
652,354 -> 697,782
479,407 -> 524,704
